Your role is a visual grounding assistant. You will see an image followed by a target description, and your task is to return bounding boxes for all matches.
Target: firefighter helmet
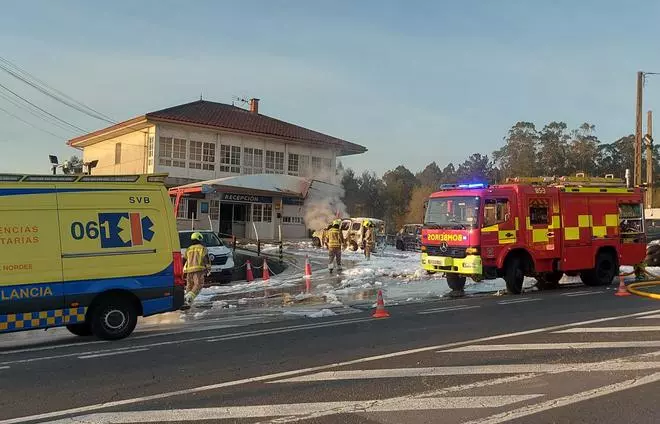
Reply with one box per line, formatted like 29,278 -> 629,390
191,232 -> 204,241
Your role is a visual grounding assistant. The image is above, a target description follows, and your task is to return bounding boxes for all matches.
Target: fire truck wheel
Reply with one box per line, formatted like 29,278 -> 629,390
581,251 -> 618,286
536,272 -> 562,290
446,273 -> 466,291
504,256 -> 525,294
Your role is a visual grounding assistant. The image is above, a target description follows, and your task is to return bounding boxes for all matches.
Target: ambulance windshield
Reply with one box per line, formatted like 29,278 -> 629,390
424,196 -> 480,230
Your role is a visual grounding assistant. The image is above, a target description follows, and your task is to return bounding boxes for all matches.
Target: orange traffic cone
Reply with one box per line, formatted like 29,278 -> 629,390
372,290 -> 390,318
615,275 -> 631,297
246,260 -> 254,282
262,259 -> 270,282
304,256 -> 312,292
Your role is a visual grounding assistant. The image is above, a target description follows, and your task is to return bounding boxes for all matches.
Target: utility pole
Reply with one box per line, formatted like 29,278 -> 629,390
646,110 -> 654,206
635,71 -> 644,186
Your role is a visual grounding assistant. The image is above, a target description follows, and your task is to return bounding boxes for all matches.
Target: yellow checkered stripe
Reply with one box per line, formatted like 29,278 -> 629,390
0,307 -> 87,332
564,214 -> 618,241
525,215 -> 561,243
482,217 -> 519,244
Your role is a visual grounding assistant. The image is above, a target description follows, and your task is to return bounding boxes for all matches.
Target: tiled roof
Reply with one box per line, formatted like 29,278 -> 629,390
146,100 -> 366,155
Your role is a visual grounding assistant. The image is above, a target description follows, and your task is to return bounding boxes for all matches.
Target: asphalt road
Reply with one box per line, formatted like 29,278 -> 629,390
2,283 -> 660,424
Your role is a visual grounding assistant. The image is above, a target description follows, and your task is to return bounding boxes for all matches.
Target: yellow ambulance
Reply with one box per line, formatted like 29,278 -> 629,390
0,174 -> 185,340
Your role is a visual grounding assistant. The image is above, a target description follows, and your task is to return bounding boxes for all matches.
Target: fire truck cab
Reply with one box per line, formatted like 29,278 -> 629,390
421,176 -> 646,294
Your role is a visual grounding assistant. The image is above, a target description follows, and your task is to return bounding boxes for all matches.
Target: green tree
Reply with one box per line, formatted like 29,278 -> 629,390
598,135 -> 634,179
416,162 -> 443,188
405,185 -> 435,224
493,122 -> 538,178
568,123 -> 601,176
537,122 -> 570,176
382,165 -> 418,231
340,168 -> 361,216
441,163 -> 457,184
358,171 -> 386,219
455,153 -> 495,183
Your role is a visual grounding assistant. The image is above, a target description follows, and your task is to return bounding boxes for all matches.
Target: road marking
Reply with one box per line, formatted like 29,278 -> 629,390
637,314 -> 660,319
561,290 -> 591,296
555,326 -> 660,333
442,341 -> 660,352
417,305 -> 480,314
47,395 -> 544,423
4,308 -> 660,424
563,291 -> 603,297
464,371 -> 660,424
0,366 -> 8,370
271,362 -> 660,383
78,348 -> 149,359
0,317 -> 372,367
497,298 -> 542,305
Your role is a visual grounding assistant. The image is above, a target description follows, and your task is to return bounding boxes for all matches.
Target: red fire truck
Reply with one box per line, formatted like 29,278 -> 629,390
421,175 -> 646,294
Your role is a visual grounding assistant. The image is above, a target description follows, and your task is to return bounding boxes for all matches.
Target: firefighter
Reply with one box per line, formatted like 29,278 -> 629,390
183,232 -> 211,306
327,219 -> 344,274
363,220 -> 376,260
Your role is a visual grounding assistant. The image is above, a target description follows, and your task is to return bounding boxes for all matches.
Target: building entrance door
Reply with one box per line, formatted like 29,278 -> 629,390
218,202 -> 248,238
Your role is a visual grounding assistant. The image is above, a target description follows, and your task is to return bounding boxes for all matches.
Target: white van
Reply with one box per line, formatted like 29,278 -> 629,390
179,231 -> 234,283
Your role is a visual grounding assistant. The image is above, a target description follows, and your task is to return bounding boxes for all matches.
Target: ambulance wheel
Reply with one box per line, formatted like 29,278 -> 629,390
536,272 -> 562,290
581,251 -> 617,287
446,273 -> 466,291
396,240 -> 404,250
504,256 -> 525,294
89,295 -> 138,340
66,322 -> 92,337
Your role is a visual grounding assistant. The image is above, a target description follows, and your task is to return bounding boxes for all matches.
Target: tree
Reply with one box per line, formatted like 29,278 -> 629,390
568,123 -> 601,176
493,122 -> 538,178
340,168 -> 361,216
455,153 -> 495,183
357,171 -> 386,219
404,185 -> 435,224
598,135 -> 634,179
416,162 -> 443,188
382,166 -> 418,231
441,163 -> 457,184
537,122 -> 570,176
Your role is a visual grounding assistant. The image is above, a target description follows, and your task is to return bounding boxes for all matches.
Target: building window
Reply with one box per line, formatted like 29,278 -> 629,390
312,156 -> 322,170
159,137 -> 173,166
265,150 -> 284,174
114,143 -> 121,165
147,136 -> 155,167
263,204 -> 273,222
283,216 -> 304,224
322,158 -> 332,173
299,155 -> 310,177
220,145 -> 240,173
209,199 -> 220,220
252,204 -> 262,222
176,197 -> 188,219
189,141 -> 202,169
172,138 -> 186,168
243,147 -> 263,174
288,153 -> 299,176
203,142 -> 216,171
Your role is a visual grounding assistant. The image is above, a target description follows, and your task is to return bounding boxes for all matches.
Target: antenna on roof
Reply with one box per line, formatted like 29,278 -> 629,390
232,96 -> 249,108
200,92 -> 203,101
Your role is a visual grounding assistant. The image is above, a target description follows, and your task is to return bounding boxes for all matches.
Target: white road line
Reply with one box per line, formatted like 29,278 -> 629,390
564,291 -> 603,297
417,305 -> 480,315
47,395 -> 544,423
78,348 -> 150,359
270,361 -> 660,383
463,371 -> 660,424
0,366 -> 8,370
497,298 -> 542,305
555,326 -> 660,333
561,290 -> 591,296
441,341 -> 660,352
637,314 -> 660,319
0,317 -> 372,367
5,308 -> 660,424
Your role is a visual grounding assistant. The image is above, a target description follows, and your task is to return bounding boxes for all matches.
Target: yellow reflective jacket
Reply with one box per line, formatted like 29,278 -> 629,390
327,228 -> 343,249
184,244 -> 209,273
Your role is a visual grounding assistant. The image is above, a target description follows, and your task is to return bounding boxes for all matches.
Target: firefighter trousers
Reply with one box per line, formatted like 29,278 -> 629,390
185,271 -> 205,303
328,248 -> 342,271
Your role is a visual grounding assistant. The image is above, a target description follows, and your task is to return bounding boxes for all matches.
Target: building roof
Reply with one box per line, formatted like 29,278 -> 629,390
69,100 -> 367,156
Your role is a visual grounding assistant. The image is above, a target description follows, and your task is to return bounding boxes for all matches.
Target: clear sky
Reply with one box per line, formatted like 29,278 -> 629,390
1,0 -> 659,176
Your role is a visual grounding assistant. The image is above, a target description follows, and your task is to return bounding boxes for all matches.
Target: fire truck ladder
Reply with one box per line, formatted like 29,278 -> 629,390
505,173 -> 627,188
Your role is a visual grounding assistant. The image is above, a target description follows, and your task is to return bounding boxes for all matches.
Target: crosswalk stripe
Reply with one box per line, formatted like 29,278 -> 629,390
555,326 -> 660,333
270,362 -> 660,383
441,341 -> 660,352
46,395 -> 544,423
418,305 -> 480,314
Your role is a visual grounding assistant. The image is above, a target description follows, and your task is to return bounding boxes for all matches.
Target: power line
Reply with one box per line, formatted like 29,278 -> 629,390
0,82 -> 87,133
0,90 -> 81,134
0,104 -> 66,139
0,56 -> 116,124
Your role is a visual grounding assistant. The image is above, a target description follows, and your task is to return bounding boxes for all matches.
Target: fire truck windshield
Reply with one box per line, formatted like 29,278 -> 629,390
424,196 -> 480,229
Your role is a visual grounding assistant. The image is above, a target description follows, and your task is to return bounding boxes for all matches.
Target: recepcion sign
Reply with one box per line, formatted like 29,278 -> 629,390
220,193 -> 273,204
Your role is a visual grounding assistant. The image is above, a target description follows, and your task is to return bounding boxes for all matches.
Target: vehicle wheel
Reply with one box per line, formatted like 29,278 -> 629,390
426,270 -> 437,275
536,272 -> 562,290
504,256 -> 525,294
396,240 -> 404,251
350,240 -> 358,251
446,273 -> 467,291
581,251 -> 617,286
66,322 -> 92,337
89,295 -> 138,340
312,237 -> 321,248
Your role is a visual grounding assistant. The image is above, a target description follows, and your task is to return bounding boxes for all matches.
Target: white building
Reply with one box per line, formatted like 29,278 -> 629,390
68,98 -> 366,240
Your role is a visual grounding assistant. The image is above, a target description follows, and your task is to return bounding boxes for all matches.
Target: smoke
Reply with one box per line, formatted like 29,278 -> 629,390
303,168 -> 349,230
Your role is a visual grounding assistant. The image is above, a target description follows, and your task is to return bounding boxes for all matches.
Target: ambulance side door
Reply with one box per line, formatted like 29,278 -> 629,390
0,185 -> 64,333
481,195 -> 516,266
